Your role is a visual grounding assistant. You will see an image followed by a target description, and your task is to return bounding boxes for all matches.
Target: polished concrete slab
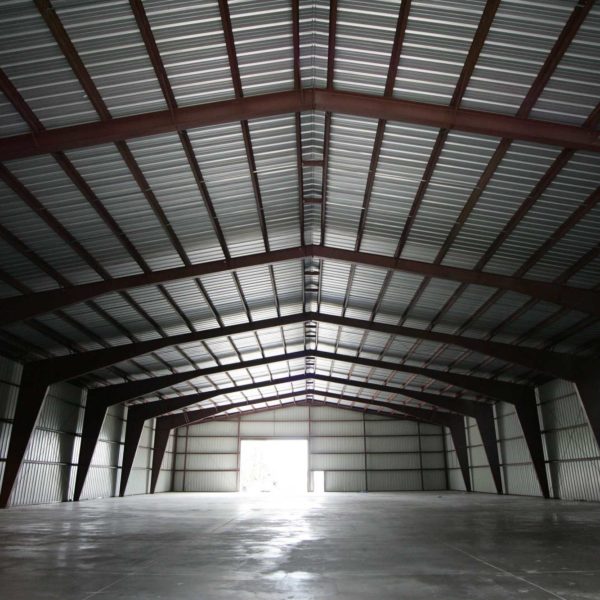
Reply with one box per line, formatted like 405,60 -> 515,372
1,492 -> 599,599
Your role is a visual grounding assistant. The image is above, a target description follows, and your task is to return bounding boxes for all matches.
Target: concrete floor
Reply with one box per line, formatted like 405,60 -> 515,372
1,492 -> 599,599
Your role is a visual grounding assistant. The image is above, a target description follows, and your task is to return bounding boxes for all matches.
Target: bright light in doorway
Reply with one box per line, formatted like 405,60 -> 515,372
240,439 -> 308,494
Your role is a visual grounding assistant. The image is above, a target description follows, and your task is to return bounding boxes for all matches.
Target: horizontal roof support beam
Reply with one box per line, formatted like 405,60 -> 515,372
1,88 -> 598,161
86,348 -> 531,406
2,245 -> 600,327
25,313 -> 582,386
156,391 -> 423,431
129,372 -> 487,423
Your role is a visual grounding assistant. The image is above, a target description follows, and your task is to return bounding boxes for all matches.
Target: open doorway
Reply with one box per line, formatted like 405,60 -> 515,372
313,470 -> 325,493
240,439 -> 308,493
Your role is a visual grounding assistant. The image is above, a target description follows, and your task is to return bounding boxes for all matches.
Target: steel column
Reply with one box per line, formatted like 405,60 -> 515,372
409,394 -> 502,494
514,396 -> 550,499
574,372 -> 600,452
0,367 -> 50,508
119,416 -> 146,497
73,398 -> 113,501
150,423 -> 172,494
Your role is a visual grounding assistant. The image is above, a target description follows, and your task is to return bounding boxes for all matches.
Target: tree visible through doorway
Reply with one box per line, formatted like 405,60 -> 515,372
240,439 -> 308,493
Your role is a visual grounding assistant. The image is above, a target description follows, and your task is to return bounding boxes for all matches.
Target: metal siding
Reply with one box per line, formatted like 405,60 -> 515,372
173,407 -> 445,493
539,379 -> 600,502
183,471 -> 237,492
310,436 -> 364,453
364,418 -> 419,437
325,470 -> 365,492
184,453 -> 238,471
368,470 -> 422,491
423,470 -> 446,491
367,436 -> 419,453
366,453 -> 420,470
311,453 -> 365,470
184,435 -> 238,453
421,452 -> 445,470
5,370 -> 85,506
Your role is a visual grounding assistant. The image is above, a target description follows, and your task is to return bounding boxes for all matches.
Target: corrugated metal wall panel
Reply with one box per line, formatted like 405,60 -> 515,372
421,452 -> 445,470
325,470 -> 365,492
539,379 -> 600,502
368,470 -> 423,491
174,407 -> 446,492
182,471 -> 237,492
310,436 -> 364,453
444,381 -> 600,501
185,454 -> 238,471
364,420 -> 419,436
311,453 -> 365,470
423,470 -> 447,491
366,453 -> 420,470
310,420 -> 364,436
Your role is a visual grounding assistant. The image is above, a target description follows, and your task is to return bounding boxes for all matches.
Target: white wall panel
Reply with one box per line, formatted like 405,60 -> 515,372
539,379 -> 600,502
326,470 -> 365,491
311,453 -> 365,470
174,407 -> 447,492
364,420 -> 419,436
423,470 -> 447,490
366,436 -> 419,452
368,470 -> 422,491
310,436 -> 364,453
366,453 -> 420,470
182,471 -> 237,492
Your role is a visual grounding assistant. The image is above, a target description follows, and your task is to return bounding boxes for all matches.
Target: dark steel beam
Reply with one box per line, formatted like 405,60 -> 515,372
514,399 -> 551,499
574,372 -> 600,453
0,366 -> 50,508
3,245 -> 600,326
119,416 -> 146,497
14,312 -> 587,392
84,347 -> 532,408
313,89 -> 600,151
73,398 -> 113,502
405,394 -> 501,494
2,88 -> 599,162
149,424 -> 172,495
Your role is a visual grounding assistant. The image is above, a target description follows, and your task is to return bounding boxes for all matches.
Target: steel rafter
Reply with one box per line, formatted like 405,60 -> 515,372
397,1 -> 597,373
15,311 -> 590,387
81,349 -> 533,409
3,88 -> 600,161
3,245 -> 600,326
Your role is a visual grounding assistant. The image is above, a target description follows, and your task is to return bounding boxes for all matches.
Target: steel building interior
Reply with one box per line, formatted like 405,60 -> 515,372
1,0 -> 600,598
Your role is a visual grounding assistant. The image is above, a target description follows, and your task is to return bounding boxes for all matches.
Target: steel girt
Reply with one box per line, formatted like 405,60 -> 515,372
2,246 -> 600,329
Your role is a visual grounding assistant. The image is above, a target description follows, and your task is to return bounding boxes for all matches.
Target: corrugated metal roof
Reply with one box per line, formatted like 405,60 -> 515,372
0,0 -> 599,418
